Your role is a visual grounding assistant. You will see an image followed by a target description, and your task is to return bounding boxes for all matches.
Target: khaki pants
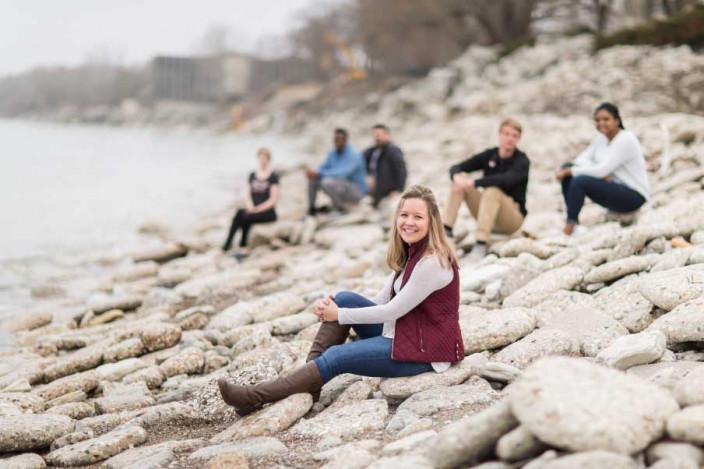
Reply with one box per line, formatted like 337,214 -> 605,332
444,185 -> 524,243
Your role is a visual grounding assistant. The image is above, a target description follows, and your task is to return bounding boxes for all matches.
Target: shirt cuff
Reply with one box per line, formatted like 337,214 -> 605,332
337,308 -> 352,325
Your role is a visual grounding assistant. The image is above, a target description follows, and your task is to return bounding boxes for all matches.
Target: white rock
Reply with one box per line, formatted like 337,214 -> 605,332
509,357 -> 679,454
596,329 -> 667,370
638,265 -> 704,311
673,365 -> 704,407
668,405 -> 704,445
648,298 -> 704,344
493,328 -> 579,369
460,307 -> 536,354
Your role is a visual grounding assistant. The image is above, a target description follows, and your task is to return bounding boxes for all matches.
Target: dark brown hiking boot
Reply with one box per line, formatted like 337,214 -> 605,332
218,361 -> 324,416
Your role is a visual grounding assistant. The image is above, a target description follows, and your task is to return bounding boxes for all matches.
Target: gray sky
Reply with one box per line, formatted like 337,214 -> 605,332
0,0 -> 323,76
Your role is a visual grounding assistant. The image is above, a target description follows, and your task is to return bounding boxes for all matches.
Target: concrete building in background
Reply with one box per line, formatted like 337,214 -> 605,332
151,53 -> 315,102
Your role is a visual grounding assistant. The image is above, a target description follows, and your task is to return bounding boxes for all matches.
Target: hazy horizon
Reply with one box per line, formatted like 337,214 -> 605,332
0,0 -> 333,76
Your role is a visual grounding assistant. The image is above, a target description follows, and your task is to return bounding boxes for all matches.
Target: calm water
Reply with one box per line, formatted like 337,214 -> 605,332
0,119 -> 304,318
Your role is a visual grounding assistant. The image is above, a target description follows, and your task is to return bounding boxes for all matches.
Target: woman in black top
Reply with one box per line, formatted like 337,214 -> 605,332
222,148 -> 279,254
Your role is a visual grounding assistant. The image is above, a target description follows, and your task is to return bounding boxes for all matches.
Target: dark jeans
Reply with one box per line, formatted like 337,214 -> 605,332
222,208 -> 276,250
561,175 -> 645,224
313,291 -> 433,383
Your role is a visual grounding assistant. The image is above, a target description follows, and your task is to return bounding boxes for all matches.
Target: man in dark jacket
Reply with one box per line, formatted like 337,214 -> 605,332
444,118 -> 530,260
363,124 -> 407,207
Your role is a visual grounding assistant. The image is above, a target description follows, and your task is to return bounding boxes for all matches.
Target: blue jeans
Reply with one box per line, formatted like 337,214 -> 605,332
561,175 -> 645,224
313,291 -> 434,383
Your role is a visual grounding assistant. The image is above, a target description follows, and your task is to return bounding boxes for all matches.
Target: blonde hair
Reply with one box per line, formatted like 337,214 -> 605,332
387,185 -> 458,272
499,118 -> 523,135
257,147 -> 272,161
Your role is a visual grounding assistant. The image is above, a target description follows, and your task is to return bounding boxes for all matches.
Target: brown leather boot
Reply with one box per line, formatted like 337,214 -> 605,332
305,321 -> 351,362
218,361 -> 324,416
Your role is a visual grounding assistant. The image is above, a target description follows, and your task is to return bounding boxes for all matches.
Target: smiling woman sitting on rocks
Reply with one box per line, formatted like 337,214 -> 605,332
218,185 -> 465,416
556,102 -> 651,235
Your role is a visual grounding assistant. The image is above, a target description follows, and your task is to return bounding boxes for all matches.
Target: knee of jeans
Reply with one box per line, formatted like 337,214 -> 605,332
571,175 -> 593,186
333,291 -> 358,308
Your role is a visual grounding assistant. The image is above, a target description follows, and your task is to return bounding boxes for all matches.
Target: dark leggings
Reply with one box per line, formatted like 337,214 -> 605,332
561,175 -> 645,224
222,208 -> 276,250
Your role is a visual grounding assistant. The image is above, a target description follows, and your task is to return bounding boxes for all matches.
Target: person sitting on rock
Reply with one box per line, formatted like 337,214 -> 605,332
443,118 -> 530,261
221,147 -> 278,258
555,102 -> 650,236
305,128 -> 368,216
218,185 -> 464,416
363,124 -> 407,208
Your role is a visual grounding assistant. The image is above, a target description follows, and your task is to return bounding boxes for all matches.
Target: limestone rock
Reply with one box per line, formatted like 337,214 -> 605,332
211,393 -> 313,442
95,393 -> 155,414
379,355 -> 485,401
159,347 -> 205,377
291,399 -> 388,439
538,451 -> 638,468
189,437 -> 287,461
503,265 -> 584,308
139,323 -> 182,352
584,255 -> 653,284
593,275 -> 654,332
133,242 -> 187,263
386,377 -> 499,435
638,265 -> 704,311
88,295 -> 142,314
102,441 -> 181,469
509,357 -> 679,454
122,365 -> 165,389
596,329 -> 667,370
668,405 -> 704,445
0,453 -> 47,469
534,292 -> 628,356
271,312 -> 318,335
43,347 -> 104,382
674,365 -> 704,407
460,307 -> 536,354
0,414 -> 75,452
497,238 -> 557,259
493,328 -> 579,369
421,400 -> 518,469
649,298 -> 704,344
46,401 -> 95,419
96,358 -> 148,382
382,430 -> 436,456
627,361 -> 703,392
646,441 -> 704,467
37,370 -> 99,401
496,425 -> 548,462
478,362 -> 522,383
45,424 -> 147,466
103,337 -> 146,363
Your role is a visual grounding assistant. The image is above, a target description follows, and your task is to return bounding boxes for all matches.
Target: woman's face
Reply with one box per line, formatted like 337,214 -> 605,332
595,110 -> 619,136
258,153 -> 269,169
397,198 -> 430,244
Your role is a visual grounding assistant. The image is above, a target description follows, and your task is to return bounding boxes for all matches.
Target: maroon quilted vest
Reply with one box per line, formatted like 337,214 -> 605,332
391,237 -> 465,363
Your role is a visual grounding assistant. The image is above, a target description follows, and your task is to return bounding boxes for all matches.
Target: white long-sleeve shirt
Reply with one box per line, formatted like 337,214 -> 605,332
337,255 -> 454,372
571,130 -> 651,201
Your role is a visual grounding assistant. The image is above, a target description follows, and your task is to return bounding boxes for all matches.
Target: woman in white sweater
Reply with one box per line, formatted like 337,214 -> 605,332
555,102 -> 650,235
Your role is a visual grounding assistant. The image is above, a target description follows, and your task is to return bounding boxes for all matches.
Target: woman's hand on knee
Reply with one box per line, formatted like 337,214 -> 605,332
315,296 -> 339,322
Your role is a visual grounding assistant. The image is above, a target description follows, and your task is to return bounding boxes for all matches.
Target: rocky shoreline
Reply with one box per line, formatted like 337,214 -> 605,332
2,37 -> 704,468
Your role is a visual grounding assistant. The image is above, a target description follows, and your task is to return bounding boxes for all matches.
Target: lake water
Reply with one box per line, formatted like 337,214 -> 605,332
0,119 -> 305,319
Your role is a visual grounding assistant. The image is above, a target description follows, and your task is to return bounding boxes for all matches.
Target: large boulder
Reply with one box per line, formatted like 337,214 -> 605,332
0,414 -> 75,452
509,357 -> 679,454
460,307 -> 536,354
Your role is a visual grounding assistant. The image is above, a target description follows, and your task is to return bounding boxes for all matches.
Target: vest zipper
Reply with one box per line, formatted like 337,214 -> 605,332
417,316 -> 425,352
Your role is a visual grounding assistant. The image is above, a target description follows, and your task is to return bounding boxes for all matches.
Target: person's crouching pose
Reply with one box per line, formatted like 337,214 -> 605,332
218,185 -> 464,415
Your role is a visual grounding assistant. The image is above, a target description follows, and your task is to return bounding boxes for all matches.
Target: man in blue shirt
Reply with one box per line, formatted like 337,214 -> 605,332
305,128 -> 368,215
